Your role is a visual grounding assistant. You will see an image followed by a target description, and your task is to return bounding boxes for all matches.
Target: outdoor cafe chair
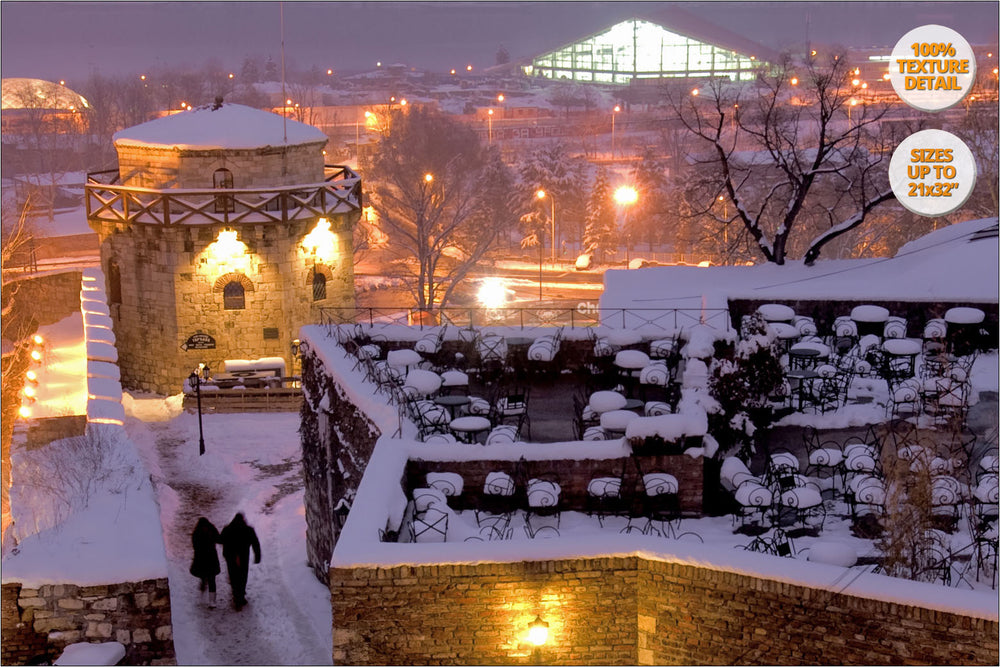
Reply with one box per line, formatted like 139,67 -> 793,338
802,427 -> 844,489
494,386 -> 530,437
845,474 -> 886,521
525,476 -> 562,535
586,471 -> 628,527
412,506 -> 449,543
475,471 -> 518,528
426,472 -> 464,498
485,424 -> 519,446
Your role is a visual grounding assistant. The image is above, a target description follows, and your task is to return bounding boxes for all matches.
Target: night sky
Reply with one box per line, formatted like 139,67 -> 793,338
1,1 -> 997,84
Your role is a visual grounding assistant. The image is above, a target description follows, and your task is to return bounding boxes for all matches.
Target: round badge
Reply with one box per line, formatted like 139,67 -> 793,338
889,25 -> 976,112
888,129 -> 977,217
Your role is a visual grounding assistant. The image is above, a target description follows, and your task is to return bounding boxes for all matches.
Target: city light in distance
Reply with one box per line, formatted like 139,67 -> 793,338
477,277 -> 508,309
466,64 -> 473,71
691,88 -> 699,96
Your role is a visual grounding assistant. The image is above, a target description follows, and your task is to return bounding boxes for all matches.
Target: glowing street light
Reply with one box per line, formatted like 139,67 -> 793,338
188,363 -> 210,456
487,108 -> 494,144
614,186 -> 638,265
691,88 -> 700,96
537,189 -> 556,263
790,77 -> 799,86
424,173 -> 434,183
477,277 -> 507,309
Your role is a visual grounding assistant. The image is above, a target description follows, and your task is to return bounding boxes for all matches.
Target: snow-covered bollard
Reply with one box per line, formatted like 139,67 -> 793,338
54,642 -> 126,666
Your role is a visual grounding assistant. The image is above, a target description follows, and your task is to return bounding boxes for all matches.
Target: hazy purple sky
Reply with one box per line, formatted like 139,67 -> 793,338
2,1 -> 997,84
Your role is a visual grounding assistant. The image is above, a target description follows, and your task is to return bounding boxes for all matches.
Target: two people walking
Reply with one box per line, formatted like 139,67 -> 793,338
190,513 -> 261,610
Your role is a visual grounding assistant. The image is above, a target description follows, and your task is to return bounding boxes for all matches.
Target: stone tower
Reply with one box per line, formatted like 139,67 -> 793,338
86,102 -> 361,394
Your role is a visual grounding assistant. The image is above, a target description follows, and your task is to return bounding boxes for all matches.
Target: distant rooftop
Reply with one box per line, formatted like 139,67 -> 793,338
1,77 -> 89,111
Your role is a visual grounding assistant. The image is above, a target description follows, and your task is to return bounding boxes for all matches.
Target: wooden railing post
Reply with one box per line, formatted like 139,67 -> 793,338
162,194 -> 171,225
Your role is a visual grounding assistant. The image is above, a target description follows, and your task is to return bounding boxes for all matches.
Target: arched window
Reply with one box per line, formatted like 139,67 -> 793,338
108,261 -> 122,305
312,272 -> 327,301
213,168 -> 234,213
223,281 -> 245,310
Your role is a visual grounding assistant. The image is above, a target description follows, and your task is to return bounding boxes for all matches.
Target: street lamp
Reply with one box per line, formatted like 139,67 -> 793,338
536,189 -> 556,263
188,363 -> 210,456
528,615 -> 549,663
488,108 -> 494,144
611,105 -> 620,158
614,186 -> 638,266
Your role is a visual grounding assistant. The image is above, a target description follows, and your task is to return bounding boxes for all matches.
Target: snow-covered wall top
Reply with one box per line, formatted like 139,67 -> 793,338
602,218 -> 999,312
113,103 -> 328,151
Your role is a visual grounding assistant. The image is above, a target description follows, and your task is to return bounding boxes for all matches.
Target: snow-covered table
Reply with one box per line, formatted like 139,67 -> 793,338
404,369 -> 442,396
589,390 -> 627,414
387,348 -> 422,370
757,303 -> 795,323
599,409 -> 638,438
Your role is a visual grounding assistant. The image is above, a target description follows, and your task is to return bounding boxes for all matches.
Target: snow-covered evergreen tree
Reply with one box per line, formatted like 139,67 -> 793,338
583,168 -> 616,263
518,142 -> 587,243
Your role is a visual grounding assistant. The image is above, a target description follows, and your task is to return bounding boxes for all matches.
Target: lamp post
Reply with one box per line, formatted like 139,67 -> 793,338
536,189 -> 556,264
528,615 -> 549,664
614,185 -> 638,266
488,108 -> 494,144
188,363 -> 209,456
611,105 -> 620,158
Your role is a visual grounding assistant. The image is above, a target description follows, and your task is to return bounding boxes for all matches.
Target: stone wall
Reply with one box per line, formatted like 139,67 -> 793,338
90,210 -> 357,394
331,556 -> 999,665
1,579 -> 174,666
23,416 -> 87,449
300,347 -> 381,582
116,142 -> 325,190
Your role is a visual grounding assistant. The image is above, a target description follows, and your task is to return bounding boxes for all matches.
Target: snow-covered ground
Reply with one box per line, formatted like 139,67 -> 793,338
3,313 -> 332,665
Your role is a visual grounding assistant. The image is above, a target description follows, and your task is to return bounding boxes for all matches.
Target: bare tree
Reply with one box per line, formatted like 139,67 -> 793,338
369,108 -> 506,310
674,52 -> 897,265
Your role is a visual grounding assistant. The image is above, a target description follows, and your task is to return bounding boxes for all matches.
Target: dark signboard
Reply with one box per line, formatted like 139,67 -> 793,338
181,333 -> 216,351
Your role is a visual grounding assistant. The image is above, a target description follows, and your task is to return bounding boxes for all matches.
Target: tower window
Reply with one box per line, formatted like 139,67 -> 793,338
223,281 -> 245,310
312,272 -> 327,301
213,168 -> 234,213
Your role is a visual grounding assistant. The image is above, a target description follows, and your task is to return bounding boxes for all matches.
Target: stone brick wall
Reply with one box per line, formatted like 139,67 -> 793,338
2,579 -> 174,666
332,559 -> 638,665
23,416 -> 87,450
90,211 -> 357,394
116,142 -> 325,190
300,348 -> 381,582
331,556 -> 999,665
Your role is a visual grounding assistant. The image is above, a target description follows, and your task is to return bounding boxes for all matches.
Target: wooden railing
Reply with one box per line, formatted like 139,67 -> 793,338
85,165 -> 362,226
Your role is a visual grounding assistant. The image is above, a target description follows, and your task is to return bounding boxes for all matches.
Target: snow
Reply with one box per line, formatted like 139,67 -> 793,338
945,307 -> 986,324
625,412 -> 709,441
53,641 -> 126,666
757,303 -> 795,321
850,305 -> 890,323
113,103 -> 328,151
602,218 -> 999,313
588,390 -> 627,413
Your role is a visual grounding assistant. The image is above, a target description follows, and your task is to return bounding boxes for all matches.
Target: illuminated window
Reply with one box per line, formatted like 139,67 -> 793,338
312,272 -> 327,301
223,281 -> 245,310
108,261 -> 122,305
213,168 -> 234,213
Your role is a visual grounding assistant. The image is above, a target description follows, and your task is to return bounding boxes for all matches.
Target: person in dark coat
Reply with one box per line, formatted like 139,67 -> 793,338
190,517 -> 221,608
219,512 -> 261,610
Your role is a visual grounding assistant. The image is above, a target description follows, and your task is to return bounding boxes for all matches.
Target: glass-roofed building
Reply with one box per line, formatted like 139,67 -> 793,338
525,16 -> 773,84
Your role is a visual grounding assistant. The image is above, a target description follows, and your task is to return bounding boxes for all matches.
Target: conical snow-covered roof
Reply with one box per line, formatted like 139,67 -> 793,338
113,102 -> 327,151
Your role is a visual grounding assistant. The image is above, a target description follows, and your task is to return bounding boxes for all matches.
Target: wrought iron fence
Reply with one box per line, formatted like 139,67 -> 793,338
318,306 -> 732,334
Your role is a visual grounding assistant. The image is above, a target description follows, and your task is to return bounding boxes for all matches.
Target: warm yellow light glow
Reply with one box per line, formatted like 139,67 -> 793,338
497,94 -> 504,102
180,101 -> 187,109
790,77 -> 798,85
850,99 -> 858,106
810,50 -> 817,56
376,61 -> 382,67
228,72 -> 234,79
691,88 -> 699,96
450,69 -> 456,75
26,370 -> 37,382
424,173 -> 434,183
400,98 -> 408,106
718,195 -> 725,201
994,67 -> 999,76
23,386 -> 36,398
59,80 -> 65,85
697,260 -> 712,267
614,186 -> 638,206
327,68 -> 333,75
852,78 -> 860,86
466,64 -> 473,71
527,616 -> 549,647
883,72 -> 891,80
140,74 -> 146,80
536,189 -> 546,199
30,350 -> 42,362
861,82 -> 868,89
301,218 -> 339,264
207,228 -> 250,274
613,104 -> 620,112
33,334 -> 43,345
477,277 -> 507,308
186,105 -> 192,111
18,406 -> 31,418
854,67 -> 860,75
488,108 -> 494,115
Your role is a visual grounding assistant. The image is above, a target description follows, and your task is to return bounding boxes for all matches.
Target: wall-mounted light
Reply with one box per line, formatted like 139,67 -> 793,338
207,228 -> 250,274
528,615 -> 549,646
301,218 -> 339,265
